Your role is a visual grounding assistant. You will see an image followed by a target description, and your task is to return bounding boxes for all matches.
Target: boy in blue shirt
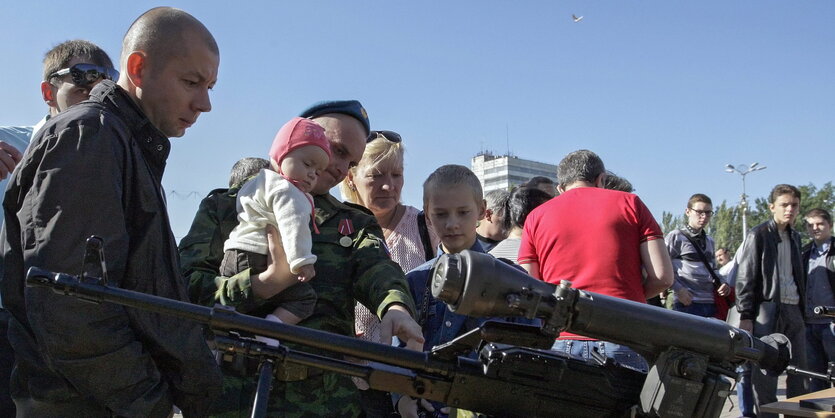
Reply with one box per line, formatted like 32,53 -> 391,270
397,164 -> 497,417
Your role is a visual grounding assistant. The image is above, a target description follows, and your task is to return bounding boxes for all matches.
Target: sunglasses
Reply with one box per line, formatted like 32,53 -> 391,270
367,130 -> 402,143
49,64 -> 119,88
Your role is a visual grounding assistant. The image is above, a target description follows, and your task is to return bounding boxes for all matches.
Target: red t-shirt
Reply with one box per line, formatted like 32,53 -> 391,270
518,187 -> 663,339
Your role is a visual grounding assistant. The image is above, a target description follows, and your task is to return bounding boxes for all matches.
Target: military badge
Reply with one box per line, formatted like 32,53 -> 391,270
338,219 -> 354,247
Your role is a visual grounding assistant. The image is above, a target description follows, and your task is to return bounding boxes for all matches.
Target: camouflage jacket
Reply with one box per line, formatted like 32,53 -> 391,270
179,185 -> 247,308
180,191 -> 416,335
181,190 -> 416,416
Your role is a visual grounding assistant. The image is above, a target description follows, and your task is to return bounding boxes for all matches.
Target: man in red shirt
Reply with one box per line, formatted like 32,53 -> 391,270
518,149 -> 673,371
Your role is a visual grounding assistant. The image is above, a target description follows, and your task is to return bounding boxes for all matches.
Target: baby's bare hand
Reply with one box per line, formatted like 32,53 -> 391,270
297,264 -> 316,282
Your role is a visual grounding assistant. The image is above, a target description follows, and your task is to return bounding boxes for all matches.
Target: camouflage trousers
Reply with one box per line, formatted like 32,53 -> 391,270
210,370 -> 362,417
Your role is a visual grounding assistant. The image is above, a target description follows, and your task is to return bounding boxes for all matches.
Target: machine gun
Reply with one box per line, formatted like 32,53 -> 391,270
26,239 -> 791,417
430,250 -> 796,417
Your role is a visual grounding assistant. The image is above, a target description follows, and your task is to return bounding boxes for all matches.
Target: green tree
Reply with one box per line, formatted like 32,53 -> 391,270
747,196 -> 771,234
660,211 -> 683,235
706,201 -> 744,252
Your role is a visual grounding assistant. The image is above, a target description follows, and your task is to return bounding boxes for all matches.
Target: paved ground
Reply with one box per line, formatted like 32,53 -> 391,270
719,373 -> 787,418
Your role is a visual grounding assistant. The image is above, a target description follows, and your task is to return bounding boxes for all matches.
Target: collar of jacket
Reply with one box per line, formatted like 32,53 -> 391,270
89,80 -> 172,172
823,236 -> 834,256
683,224 -> 706,238
815,238 -> 832,255
436,238 -> 486,256
312,193 -> 349,225
804,236 -> 835,256
766,218 -> 797,243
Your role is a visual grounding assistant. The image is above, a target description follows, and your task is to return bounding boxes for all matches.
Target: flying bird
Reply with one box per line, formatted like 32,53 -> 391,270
572,14 -> 584,22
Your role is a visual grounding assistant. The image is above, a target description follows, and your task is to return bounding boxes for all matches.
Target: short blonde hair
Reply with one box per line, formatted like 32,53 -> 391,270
340,137 -> 404,205
422,164 -> 483,209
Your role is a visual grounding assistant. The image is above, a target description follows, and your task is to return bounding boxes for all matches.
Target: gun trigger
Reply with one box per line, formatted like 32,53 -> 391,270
590,347 -> 607,366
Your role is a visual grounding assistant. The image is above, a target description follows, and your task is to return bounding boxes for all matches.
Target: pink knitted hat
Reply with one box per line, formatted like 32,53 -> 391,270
268,117 -> 332,166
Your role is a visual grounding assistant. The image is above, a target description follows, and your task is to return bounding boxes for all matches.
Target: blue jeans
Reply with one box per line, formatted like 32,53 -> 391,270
551,339 -> 648,373
806,322 -> 835,392
673,301 -> 716,318
736,364 -> 755,417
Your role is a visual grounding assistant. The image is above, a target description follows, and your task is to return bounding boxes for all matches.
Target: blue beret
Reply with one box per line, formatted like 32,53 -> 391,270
299,100 -> 370,136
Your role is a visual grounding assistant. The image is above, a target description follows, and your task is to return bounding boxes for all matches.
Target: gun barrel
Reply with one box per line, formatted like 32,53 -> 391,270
24,267 -> 440,373
569,291 -> 780,370
27,266 -> 635,417
431,251 -> 786,373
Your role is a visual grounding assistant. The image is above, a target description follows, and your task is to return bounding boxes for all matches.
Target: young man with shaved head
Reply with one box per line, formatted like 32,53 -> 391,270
1,8 -> 223,416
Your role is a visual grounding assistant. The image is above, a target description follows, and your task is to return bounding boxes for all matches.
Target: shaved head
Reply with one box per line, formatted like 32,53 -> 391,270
121,7 -> 218,72
118,7 -> 219,137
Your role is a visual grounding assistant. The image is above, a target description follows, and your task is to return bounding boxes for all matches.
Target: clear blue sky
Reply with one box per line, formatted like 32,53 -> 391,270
2,1 -> 833,241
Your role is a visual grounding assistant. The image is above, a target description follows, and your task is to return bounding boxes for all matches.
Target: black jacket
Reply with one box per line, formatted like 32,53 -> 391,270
801,236 -> 835,306
735,219 -> 806,323
1,81 -> 221,417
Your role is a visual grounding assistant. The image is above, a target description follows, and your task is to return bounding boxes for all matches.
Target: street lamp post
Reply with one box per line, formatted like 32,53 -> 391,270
725,162 -> 767,239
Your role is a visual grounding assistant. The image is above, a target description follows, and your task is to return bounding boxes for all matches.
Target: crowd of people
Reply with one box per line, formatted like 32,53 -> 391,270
0,7 -> 832,418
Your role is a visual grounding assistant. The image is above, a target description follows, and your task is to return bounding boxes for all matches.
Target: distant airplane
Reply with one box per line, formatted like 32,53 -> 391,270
572,14 -> 584,22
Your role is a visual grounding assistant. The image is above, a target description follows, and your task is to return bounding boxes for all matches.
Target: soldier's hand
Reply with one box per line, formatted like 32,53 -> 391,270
0,141 -> 23,180
251,225 -> 295,299
716,283 -> 731,297
676,288 -> 693,306
380,304 -> 425,351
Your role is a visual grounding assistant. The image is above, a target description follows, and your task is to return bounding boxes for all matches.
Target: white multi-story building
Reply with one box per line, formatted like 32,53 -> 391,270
471,152 -> 558,194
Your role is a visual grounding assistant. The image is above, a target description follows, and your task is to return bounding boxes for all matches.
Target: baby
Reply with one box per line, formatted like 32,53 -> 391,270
221,117 -> 331,333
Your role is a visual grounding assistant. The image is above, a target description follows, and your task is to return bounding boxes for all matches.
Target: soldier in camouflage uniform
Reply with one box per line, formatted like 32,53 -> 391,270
179,100 -> 423,417
181,157 -> 270,309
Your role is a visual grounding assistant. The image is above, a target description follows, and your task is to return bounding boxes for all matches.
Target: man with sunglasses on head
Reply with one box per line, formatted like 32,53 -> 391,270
0,39 -> 116,417
664,193 -> 732,318
2,8 -> 224,416
0,40 -> 117,204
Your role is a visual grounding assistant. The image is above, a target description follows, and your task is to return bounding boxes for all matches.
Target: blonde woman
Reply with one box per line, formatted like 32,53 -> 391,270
340,130 -> 438,416
341,130 -> 438,273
